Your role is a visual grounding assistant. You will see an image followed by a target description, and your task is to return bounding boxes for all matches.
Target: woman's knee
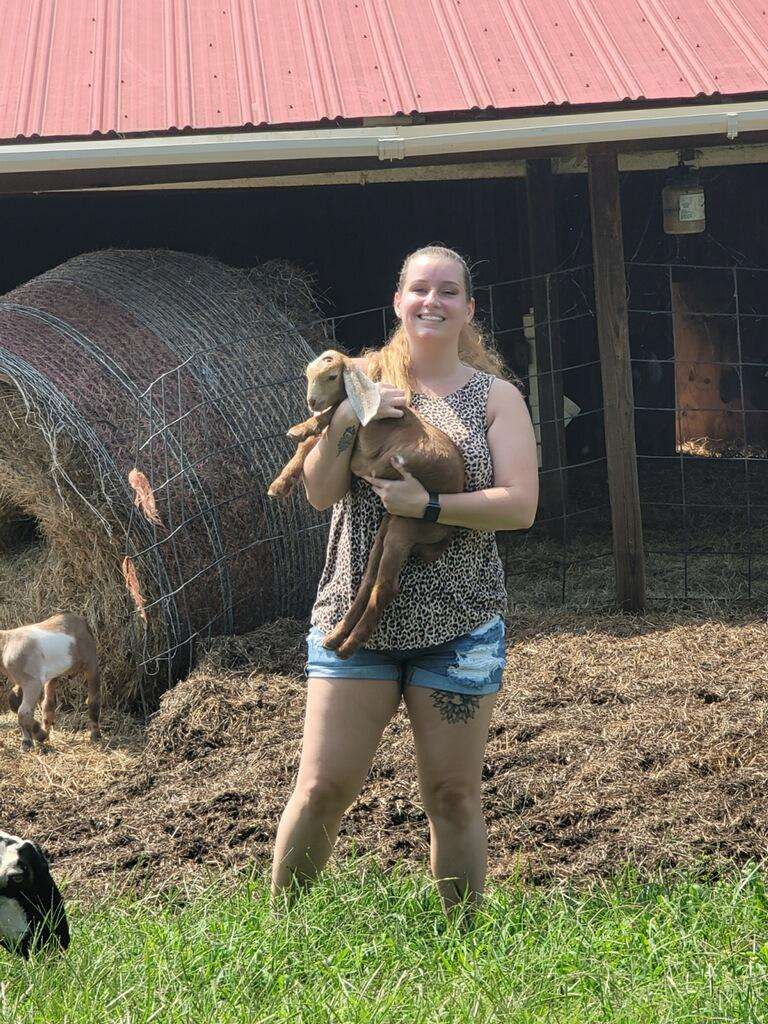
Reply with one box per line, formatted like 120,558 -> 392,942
292,776 -> 359,819
421,779 -> 481,827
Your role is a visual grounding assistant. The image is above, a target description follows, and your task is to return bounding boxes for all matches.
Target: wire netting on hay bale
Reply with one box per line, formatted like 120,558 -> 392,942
0,249 -> 329,708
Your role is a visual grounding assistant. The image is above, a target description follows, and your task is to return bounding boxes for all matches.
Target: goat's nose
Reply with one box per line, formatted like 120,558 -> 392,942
308,396 -> 316,411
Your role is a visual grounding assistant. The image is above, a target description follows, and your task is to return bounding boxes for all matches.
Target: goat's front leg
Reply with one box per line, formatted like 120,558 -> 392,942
335,517 -> 419,659
323,515 -> 391,651
286,406 -> 335,442
268,435 -> 322,498
16,676 -> 44,751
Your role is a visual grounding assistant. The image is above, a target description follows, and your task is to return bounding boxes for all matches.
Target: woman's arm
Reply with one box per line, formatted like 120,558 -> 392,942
301,398 -> 360,510
362,378 -> 539,531
438,379 -> 539,530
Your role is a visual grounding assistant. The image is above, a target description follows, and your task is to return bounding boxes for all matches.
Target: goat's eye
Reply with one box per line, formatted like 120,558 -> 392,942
327,374 -> 339,381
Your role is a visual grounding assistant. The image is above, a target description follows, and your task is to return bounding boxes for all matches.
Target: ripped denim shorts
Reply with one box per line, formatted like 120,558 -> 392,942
305,616 -> 505,696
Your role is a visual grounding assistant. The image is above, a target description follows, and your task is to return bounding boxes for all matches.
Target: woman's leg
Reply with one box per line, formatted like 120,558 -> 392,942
404,686 -> 497,916
271,676 -> 401,898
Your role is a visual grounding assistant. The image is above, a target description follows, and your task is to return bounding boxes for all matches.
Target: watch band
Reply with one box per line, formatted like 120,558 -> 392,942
422,491 -> 441,523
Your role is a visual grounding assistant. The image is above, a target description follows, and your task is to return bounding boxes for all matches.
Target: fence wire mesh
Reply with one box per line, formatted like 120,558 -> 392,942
501,261 -> 768,608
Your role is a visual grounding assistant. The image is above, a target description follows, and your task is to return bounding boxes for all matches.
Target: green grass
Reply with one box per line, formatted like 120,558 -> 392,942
4,862 -> 768,1023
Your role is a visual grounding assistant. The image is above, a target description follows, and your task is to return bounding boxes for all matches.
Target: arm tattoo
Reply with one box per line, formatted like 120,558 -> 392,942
431,690 -> 481,724
337,425 -> 358,456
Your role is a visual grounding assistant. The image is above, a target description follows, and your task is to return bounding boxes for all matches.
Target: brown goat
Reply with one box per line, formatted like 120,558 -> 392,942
269,350 -> 465,657
0,614 -> 101,751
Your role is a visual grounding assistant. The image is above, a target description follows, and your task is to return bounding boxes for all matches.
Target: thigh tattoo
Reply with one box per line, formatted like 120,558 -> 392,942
430,689 -> 481,724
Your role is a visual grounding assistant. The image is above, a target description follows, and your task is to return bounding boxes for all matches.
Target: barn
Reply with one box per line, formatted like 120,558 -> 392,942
2,0 -> 768,691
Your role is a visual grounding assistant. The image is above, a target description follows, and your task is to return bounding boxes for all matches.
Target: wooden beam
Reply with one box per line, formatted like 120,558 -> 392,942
526,159 -> 567,522
587,148 -> 646,611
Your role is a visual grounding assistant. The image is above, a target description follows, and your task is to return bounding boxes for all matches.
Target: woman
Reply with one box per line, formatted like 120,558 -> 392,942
271,245 -> 539,914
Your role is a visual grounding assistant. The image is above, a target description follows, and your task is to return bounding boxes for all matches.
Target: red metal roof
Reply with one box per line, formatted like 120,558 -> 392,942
2,0 -> 768,143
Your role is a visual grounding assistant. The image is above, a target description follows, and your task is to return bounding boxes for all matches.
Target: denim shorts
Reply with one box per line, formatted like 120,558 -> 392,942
305,616 -> 506,696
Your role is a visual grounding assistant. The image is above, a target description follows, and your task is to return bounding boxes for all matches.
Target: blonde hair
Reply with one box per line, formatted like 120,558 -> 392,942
363,245 -> 508,398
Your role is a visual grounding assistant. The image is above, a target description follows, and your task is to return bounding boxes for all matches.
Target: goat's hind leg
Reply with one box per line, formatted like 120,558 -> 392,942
323,516 -> 391,652
412,535 -> 453,564
41,679 -> 57,738
335,518 -> 418,659
85,663 -> 102,742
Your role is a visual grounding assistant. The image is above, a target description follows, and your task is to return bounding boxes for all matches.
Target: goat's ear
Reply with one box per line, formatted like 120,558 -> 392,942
343,366 -> 381,426
20,841 -> 49,883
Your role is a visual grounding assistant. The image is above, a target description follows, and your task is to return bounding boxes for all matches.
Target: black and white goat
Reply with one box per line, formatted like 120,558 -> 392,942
0,830 -> 69,958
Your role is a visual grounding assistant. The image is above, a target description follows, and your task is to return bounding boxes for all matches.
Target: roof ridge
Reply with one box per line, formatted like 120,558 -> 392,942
360,0 -> 419,115
569,0 -> 645,100
296,0 -> 345,120
229,0 -> 270,127
429,0 -> 494,110
635,0 -> 719,95
14,0 -> 54,138
705,0 -> 768,82
496,0 -> 569,106
163,0 -> 195,131
90,0 -> 122,134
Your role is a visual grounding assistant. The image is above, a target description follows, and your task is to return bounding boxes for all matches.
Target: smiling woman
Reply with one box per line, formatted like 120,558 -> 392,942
271,244 -> 539,918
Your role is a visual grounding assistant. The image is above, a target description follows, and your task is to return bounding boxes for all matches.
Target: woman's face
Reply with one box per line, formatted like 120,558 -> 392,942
394,255 -> 474,343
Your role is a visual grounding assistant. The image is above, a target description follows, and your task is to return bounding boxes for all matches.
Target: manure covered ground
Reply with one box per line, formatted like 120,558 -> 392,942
2,610 -> 768,895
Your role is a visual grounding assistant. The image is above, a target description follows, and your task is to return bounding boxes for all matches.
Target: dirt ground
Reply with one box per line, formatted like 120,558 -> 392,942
3,610 -> 768,896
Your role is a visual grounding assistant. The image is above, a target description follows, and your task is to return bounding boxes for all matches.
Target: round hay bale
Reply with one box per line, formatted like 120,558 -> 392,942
0,249 -> 328,708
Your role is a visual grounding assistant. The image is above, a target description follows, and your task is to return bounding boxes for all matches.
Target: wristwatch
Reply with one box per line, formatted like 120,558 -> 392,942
422,491 -> 441,523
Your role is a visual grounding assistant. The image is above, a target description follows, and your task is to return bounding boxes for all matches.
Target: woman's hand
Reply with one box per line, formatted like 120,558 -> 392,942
371,384 -> 407,420
362,458 -> 429,518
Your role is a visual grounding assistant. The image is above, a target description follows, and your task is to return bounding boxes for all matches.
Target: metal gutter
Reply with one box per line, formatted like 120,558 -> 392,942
1,98 -> 767,175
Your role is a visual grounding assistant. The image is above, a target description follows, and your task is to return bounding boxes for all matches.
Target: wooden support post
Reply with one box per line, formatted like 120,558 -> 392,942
587,148 -> 645,611
526,159 -> 567,522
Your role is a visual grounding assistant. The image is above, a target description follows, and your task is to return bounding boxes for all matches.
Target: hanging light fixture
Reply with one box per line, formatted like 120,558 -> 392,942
662,152 -> 706,235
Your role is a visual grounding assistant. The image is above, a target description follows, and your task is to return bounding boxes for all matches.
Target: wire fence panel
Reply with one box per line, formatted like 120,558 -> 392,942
502,260 -> 768,608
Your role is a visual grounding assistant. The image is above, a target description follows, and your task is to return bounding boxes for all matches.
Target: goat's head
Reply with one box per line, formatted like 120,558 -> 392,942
306,350 -> 347,412
306,350 -> 381,426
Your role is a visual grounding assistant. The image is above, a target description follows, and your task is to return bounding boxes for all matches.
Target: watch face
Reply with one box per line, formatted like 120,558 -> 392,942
423,497 -> 440,521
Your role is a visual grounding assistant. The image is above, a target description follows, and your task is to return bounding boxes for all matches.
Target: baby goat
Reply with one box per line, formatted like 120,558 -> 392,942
0,614 -> 101,751
269,350 -> 465,657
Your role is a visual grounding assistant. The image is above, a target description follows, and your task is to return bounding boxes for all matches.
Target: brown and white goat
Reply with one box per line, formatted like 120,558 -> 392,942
269,350 -> 465,657
0,614 -> 101,751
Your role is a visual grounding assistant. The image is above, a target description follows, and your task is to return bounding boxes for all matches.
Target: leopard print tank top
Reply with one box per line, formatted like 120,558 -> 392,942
311,370 -> 508,649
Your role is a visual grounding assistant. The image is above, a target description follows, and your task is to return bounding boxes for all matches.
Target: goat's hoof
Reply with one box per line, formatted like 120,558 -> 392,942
322,633 -> 344,651
20,740 -> 33,752
89,731 -> 102,744
268,479 -> 293,499
335,640 -> 360,660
